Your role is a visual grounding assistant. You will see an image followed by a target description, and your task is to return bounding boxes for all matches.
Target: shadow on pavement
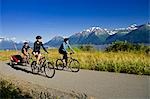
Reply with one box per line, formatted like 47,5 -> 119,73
6,63 -> 47,78
55,67 -> 71,72
55,67 -> 79,73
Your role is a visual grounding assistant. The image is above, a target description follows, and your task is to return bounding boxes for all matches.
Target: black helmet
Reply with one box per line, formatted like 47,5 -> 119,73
64,38 -> 69,42
36,36 -> 42,39
24,42 -> 28,44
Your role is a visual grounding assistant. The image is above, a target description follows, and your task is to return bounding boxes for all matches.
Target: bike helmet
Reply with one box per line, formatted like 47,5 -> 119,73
24,42 -> 28,44
36,36 -> 42,39
64,38 -> 69,42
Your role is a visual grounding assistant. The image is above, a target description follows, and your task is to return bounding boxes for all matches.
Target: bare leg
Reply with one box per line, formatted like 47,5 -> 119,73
37,53 -> 41,65
22,54 -> 27,63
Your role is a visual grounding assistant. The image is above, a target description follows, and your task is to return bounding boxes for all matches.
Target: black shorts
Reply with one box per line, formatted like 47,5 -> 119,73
59,50 -> 67,59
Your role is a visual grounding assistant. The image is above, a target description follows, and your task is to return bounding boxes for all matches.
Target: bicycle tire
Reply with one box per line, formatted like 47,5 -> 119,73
44,62 -> 55,78
69,59 -> 80,72
56,59 -> 64,70
31,61 -> 39,74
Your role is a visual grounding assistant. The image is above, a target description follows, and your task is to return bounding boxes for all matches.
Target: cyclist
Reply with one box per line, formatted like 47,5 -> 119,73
59,38 -> 74,66
32,36 -> 48,65
21,42 -> 31,62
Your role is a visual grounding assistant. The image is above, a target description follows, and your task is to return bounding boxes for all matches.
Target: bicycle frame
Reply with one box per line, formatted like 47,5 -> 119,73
67,54 -> 74,64
61,53 -> 75,66
32,53 -> 48,61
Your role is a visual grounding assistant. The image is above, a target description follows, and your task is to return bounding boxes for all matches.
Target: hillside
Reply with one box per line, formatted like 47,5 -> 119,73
105,30 -> 130,44
44,36 -> 64,47
119,24 -> 150,43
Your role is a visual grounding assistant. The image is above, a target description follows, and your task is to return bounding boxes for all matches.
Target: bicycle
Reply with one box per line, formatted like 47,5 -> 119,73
31,53 -> 55,78
56,53 -> 80,72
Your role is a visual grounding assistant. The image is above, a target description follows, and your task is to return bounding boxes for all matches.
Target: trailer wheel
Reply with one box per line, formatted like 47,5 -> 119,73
9,61 -> 14,67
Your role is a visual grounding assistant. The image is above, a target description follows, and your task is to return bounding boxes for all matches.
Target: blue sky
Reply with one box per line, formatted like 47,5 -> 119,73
0,0 -> 149,42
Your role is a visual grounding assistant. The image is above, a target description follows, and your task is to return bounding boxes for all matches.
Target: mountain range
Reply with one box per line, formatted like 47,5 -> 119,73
45,23 -> 150,47
0,23 -> 150,49
0,38 -> 33,50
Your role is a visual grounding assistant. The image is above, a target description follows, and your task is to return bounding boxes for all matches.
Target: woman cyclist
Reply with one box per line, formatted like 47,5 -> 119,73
32,36 -> 48,65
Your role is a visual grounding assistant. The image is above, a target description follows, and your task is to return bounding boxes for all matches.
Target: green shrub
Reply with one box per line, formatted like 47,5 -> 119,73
0,79 -> 31,98
79,45 -> 96,51
105,41 -> 150,53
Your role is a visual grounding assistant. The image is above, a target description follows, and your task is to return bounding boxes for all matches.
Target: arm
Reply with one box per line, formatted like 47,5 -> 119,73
29,47 -> 32,51
33,42 -> 36,52
68,43 -> 74,52
28,47 -> 33,54
41,43 -> 48,53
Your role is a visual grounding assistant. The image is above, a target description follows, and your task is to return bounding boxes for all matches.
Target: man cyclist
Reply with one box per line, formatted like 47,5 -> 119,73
32,36 -> 48,65
59,38 -> 74,66
21,42 -> 31,63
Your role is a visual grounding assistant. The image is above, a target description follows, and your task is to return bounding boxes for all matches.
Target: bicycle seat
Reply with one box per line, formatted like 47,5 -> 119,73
35,55 -> 38,58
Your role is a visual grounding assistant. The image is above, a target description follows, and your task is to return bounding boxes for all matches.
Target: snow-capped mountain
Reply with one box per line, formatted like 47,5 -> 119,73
45,26 -> 110,47
108,24 -> 138,35
119,24 -> 150,43
127,24 -> 138,31
106,31 -> 129,44
69,26 -> 109,45
45,23 -> 150,47
0,37 -> 16,50
0,37 -> 16,42
0,37 -> 4,42
1,23 -> 149,49
71,24 -> 138,45
105,24 -> 139,43
106,23 -> 150,44
84,27 -> 108,33
0,37 -> 33,50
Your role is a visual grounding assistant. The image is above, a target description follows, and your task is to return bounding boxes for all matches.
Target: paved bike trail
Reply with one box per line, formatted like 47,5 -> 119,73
0,62 -> 149,99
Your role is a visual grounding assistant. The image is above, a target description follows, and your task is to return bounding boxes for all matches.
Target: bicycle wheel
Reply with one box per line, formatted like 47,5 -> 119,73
56,59 -> 64,70
44,62 -> 55,78
31,61 -> 39,74
69,59 -> 80,72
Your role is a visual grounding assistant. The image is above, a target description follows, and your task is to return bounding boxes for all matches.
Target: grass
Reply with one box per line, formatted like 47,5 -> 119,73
0,50 -> 19,61
0,79 -> 31,98
0,49 -> 150,75
0,78 -> 85,98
